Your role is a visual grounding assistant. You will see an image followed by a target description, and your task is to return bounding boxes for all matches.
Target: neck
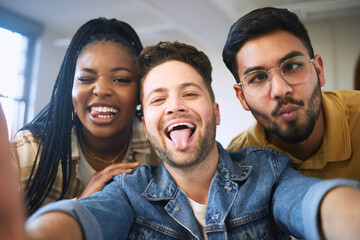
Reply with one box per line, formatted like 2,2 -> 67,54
164,143 -> 219,205
80,124 -> 131,154
267,109 -> 325,160
77,123 -> 132,170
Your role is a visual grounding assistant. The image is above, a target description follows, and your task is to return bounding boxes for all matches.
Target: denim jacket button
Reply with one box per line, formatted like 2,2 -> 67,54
174,206 -> 180,211
211,214 -> 219,220
224,186 -> 232,191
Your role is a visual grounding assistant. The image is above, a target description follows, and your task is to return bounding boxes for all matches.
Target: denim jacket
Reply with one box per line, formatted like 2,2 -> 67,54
30,142 -> 360,240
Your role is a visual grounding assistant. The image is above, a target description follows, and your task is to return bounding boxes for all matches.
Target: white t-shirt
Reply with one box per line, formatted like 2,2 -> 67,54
77,141 -> 96,185
188,197 -> 208,240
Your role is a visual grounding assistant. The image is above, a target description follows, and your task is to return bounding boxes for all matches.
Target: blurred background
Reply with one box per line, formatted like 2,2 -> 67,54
0,0 -> 359,146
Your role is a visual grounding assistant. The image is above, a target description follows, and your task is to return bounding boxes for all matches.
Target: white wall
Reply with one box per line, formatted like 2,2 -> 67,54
305,16 -> 360,91
28,15 -> 360,147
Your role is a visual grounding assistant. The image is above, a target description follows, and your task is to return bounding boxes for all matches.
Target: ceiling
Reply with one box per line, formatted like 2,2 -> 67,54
1,0 -> 360,54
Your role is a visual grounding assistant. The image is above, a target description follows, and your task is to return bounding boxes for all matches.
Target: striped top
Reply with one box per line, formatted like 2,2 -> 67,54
11,117 -> 160,208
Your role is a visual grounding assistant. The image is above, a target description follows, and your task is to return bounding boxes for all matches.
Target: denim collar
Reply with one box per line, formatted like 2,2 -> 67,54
142,142 -> 252,200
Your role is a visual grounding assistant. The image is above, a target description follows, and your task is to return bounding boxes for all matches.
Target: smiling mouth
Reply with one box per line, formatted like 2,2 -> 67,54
90,106 -> 119,119
166,122 -> 195,150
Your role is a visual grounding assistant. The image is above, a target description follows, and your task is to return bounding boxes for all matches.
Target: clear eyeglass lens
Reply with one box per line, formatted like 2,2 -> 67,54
241,56 -> 311,97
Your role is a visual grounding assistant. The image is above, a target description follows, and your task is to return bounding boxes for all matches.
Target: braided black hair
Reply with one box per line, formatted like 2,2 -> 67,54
20,18 -> 143,214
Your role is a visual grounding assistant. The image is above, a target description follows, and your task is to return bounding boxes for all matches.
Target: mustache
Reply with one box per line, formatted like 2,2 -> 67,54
271,97 -> 304,117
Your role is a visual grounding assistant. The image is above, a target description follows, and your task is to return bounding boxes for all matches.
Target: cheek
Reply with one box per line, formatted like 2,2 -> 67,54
120,87 -> 139,107
71,83 -> 88,113
246,96 -> 272,114
143,108 -> 160,131
71,85 -> 79,109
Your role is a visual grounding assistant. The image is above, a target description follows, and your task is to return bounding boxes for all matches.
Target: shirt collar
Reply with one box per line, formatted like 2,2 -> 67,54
141,142 -> 252,200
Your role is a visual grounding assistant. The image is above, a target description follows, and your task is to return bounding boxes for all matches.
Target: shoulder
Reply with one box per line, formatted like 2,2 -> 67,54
11,130 -> 38,146
229,146 -> 290,170
11,130 -> 39,165
323,90 -> 360,123
113,164 -> 157,188
227,122 -> 264,151
227,130 -> 249,151
323,90 -> 360,107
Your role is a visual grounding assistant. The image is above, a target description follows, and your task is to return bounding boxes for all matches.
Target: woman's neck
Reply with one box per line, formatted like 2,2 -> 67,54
77,123 -> 132,169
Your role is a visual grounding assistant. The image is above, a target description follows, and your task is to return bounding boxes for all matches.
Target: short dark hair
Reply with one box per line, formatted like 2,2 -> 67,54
137,41 -> 215,102
222,7 -> 314,83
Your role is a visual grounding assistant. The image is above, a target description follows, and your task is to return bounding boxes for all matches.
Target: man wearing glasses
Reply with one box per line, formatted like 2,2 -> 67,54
223,7 -> 360,181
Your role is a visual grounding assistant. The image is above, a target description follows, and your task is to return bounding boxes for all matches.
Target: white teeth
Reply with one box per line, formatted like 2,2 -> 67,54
167,123 -> 195,133
91,106 -> 119,113
96,115 -> 113,119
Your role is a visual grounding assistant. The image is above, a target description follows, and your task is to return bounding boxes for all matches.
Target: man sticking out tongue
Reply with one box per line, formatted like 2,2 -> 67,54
168,123 -> 195,150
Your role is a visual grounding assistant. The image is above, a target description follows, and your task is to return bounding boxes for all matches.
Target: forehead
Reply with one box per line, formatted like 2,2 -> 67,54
236,31 -> 309,72
142,60 -> 206,95
76,42 -> 135,67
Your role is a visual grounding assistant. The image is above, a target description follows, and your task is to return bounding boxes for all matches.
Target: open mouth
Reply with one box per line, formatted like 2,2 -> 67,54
166,122 -> 196,150
90,106 -> 119,119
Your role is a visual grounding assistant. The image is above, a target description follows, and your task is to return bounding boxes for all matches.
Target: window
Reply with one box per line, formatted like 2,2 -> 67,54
0,7 -> 43,139
0,28 -> 28,138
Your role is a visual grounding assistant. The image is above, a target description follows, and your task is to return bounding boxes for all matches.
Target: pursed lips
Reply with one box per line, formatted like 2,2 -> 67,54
277,105 -> 297,116
272,103 -> 299,117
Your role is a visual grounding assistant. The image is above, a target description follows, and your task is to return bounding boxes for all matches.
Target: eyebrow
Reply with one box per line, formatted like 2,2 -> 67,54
79,68 -> 96,74
145,82 -> 204,104
110,67 -> 133,73
79,67 -> 133,74
280,51 -> 304,63
180,82 -> 203,91
243,51 -> 305,75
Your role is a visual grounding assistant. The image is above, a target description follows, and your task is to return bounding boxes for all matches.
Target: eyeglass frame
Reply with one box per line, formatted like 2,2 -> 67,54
237,56 -> 315,98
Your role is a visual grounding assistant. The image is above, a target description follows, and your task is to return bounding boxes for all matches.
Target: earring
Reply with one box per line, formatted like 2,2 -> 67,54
72,109 -> 78,121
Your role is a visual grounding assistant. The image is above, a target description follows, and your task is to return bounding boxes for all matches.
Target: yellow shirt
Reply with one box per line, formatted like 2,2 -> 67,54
227,90 -> 360,181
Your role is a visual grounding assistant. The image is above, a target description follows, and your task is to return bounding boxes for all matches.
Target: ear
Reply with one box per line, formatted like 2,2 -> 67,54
233,84 -> 250,111
214,103 -> 221,125
141,116 -> 148,139
313,54 -> 325,87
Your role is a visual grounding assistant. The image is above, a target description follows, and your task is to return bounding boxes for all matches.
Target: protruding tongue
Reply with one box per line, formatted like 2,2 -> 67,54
170,129 -> 192,150
90,110 -> 113,117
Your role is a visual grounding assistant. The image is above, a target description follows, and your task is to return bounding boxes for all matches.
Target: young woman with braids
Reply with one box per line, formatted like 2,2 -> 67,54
11,18 -> 160,215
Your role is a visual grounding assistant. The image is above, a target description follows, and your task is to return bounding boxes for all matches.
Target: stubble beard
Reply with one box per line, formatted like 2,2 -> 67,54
248,84 -> 322,144
146,114 -> 217,169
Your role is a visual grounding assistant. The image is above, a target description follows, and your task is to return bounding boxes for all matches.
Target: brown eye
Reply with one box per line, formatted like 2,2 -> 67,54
114,77 -> 132,84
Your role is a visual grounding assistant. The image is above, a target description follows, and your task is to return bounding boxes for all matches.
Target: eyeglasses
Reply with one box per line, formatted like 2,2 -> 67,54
238,56 -> 314,97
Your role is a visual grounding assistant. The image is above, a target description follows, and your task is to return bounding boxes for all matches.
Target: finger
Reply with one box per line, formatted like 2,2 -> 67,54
90,166 -> 133,183
79,167 -> 135,198
99,167 -> 134,180
111,162 -> 140,169
101,162 -> 139,172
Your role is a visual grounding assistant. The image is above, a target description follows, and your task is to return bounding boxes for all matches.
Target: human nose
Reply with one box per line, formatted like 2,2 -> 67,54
165,96 -> 187,115
93,78 -> 112,98
269,68 -> 293,99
